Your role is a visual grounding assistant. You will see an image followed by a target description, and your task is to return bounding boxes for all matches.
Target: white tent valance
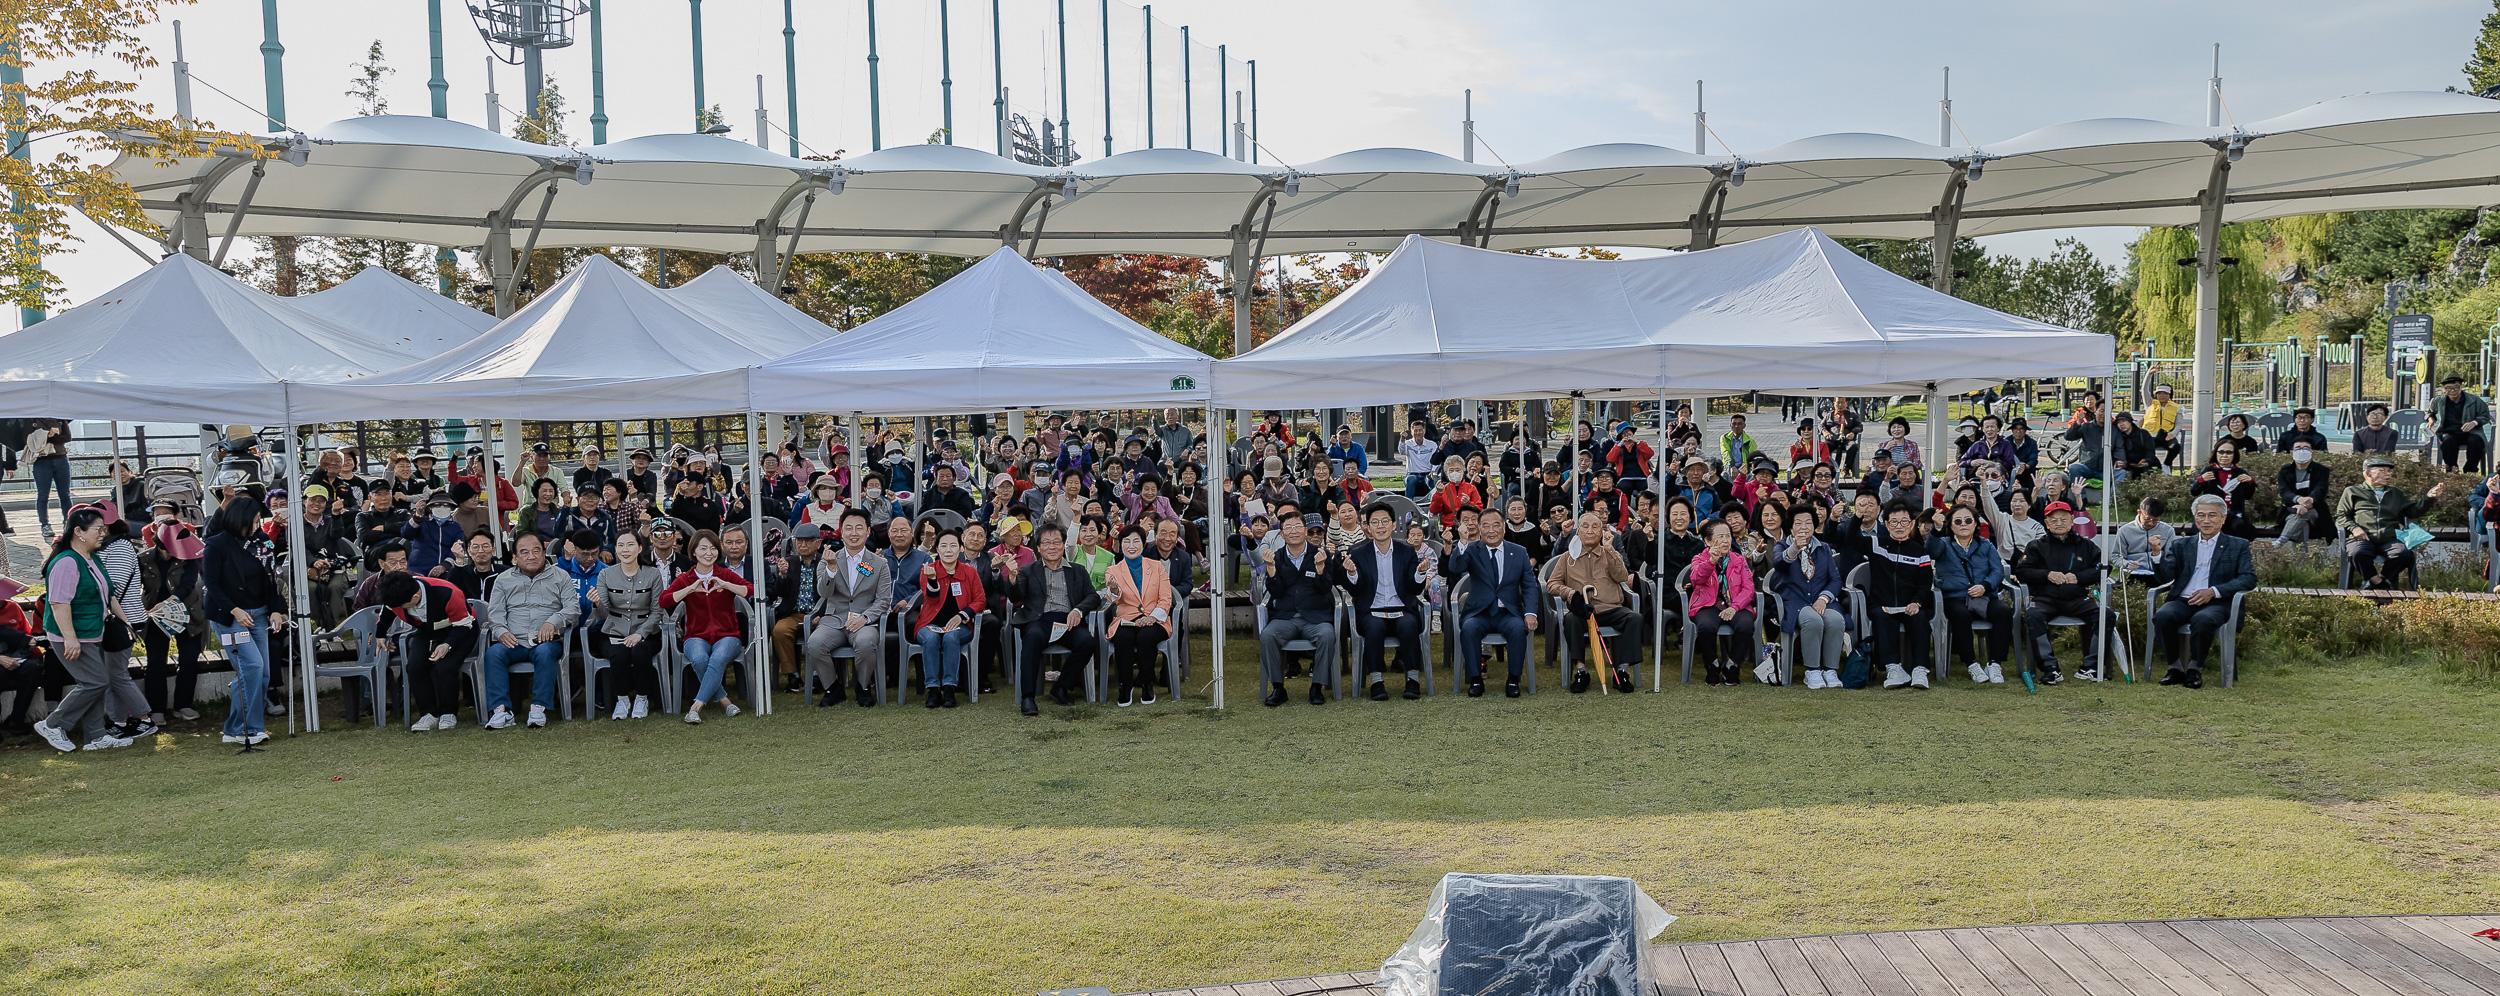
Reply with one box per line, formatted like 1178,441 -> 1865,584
0,254 -> 428,422
747,246 -> 1214,416
1210,229 -> 2114,409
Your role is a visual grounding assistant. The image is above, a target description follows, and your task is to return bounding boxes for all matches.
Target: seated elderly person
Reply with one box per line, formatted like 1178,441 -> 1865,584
2147,494 -> 2257,688
481,533 -> 579,730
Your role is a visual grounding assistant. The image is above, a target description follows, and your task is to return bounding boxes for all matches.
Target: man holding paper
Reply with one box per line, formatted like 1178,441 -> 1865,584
804,509 -> 893,707
1005,522 -> 1101,715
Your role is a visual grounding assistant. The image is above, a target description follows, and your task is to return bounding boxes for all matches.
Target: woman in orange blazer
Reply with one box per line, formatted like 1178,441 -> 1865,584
1103,523 -> 1173,707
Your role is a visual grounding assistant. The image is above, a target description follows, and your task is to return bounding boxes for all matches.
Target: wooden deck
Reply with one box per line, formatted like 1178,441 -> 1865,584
1120,914 -> 2500,996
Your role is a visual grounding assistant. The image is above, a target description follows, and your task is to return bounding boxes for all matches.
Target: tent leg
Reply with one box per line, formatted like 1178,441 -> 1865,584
747,410 -> 770,716
279,405 -> 315,735
1569,395 -> 1583,521
1205,405 -> 1225,710
1652,386 -> 1668,692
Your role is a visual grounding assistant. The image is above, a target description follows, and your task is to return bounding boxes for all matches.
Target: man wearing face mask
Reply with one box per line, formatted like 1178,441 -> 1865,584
2274,441 -> 2333,546
400,492 -> 467,577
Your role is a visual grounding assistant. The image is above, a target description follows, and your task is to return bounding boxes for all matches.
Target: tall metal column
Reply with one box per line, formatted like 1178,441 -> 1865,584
689,0 -> 708,131
1142,5 -> 1153,149
1099,0 -> 1112,157
866,0 -> 883,149
1056,0 -> 1069,159
2190,151 -> 2232,461
1218,45 -> 1228,157
1181,25 -> 1191,151
1248,59 -> 1258,163
780,0 -> 797,155
589,0 -> 609,142
990,0 -> 1005,156
427,0 -> 449,117
258,0 -> 287,131
938,0 -> 954,144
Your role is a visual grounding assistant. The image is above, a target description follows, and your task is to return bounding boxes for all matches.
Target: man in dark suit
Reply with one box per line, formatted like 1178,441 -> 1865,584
1257,508 -> 1337,707
1003,522 -> 1101,714
2148,494 -> 2258,689
1455,506 -> 1539,698
1332,501 -> 1430,700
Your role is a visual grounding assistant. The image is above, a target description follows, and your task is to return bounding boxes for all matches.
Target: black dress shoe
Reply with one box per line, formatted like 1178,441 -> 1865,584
1019,696 -> 1039,716
1569,668 -> 1591,694
1264,684 -> 1288,708
1049,684 -> 1074,707
1284,662 -> 1303,679
781,674 -> 803,693
978,682 -> 996,695
1368,681 -> 1390,701
1309,681 -> 1328,705
820,685 -> 848,707
1467,679 -> 1485,697
1402,677 -> 1422,700
2184,666 -> 2203,689
1611,666 -> 1635,693
1505,679 -> 1521,698
923,688 -> 942,709
941,686 -> 960,708
2159,667 -> 2184,686
857,685 -> 878,706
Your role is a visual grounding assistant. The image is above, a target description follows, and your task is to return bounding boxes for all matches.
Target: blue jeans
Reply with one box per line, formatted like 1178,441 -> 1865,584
2065,464 -> 2128,486
483,639 -> 563,713
213,608 -> 271,737
32,456 -> 72,531
1404,473 -> 1432,498
685,637 -> 743,704
915,624 -> 972,689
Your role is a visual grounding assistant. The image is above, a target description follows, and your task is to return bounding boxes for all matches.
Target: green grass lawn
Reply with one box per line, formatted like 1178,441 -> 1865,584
5,636 -> 2500,996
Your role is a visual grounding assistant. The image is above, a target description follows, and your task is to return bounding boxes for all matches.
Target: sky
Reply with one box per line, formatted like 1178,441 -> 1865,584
23,0 -> 2500,321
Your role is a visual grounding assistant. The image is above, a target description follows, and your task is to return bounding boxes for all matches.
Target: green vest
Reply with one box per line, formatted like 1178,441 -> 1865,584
41,549 -> 110,641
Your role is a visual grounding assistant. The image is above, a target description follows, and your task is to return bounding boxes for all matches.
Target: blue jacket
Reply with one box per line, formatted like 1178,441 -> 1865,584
1764,539 -> 1845,634
2148,532 -> 2257,601
1931,535 -> 2005,594
401,515 -> 466,577
557,554 -> 602,618
1455,541 -> 1537,620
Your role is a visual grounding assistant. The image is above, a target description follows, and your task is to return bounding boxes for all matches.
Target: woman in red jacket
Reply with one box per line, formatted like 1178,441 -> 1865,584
660,529 -> 750,724
1427,456 -> 1484,532
912,529 -> 986,709
1685,518 -> 1760,685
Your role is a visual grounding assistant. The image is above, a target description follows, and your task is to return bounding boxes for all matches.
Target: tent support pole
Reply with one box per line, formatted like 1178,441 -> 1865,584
1930,165 -> 1968,295
1688,172 -> 1731,250
1227,180 -> 1282,427
280,392 -> 314,735
1204,405 -> 1224,710
752,176 -> 829,290
170,157 -> 250,262
846,416 -> 863,506
1000,178 -> 1065,250
485,418 -> 508,561
1925,385 -> 1944,478
1652,385 -> 1668,692
208,162 -> 267,269
1459,181 -> 1501,247
747,409 -> 770,715
1569,394 -> 1583,522
2098,375 -> 2116,682
2190,148 -> 2232,462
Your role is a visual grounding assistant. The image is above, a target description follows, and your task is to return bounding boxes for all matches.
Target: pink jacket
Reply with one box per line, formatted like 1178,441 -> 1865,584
1685,549 -> 1755,618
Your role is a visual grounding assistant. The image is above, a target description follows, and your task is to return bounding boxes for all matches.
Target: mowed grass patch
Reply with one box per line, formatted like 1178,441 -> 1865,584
4,636 -> 2499,995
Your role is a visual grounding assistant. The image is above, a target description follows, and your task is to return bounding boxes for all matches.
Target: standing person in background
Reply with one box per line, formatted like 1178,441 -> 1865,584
1399,420 -> 1439,499
26,419 -> 72,540
201,497 -> 282,748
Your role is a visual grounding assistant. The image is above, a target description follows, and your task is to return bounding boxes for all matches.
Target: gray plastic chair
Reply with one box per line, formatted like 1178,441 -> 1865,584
309,605 -> 392,728
1443,575 -> 1540,694
1674,563 -> 1774,685
2143,582 -> 2248,687
1007,607 -> 1104,703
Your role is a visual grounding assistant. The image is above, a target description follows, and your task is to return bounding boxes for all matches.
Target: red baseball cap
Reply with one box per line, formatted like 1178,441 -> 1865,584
2043,501 -> 2075,516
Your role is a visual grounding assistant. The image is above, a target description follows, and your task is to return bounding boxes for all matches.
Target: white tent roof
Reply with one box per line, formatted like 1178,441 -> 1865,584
661,265 -> 839,349
0,253 -> 428,422
285,253 -> 796,421
1210,229 -> 2114,409
747,246 -> 1213,416
111,92 -> 2500,257
289,266 -> 498,357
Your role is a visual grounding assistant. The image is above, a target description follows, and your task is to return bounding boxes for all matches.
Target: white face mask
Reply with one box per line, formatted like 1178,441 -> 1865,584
864,488 -> 882,499
2293,447 -> 2313,464
431,508 -> 454,520
1445,470 -> 1462,482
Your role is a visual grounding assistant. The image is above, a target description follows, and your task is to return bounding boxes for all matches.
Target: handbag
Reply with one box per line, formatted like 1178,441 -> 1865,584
2396,520 -> 2434,551
1837,643 -> 1873,689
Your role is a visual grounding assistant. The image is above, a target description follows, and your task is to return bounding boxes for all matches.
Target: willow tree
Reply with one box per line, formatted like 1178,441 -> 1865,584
2129,223 -> 2275,355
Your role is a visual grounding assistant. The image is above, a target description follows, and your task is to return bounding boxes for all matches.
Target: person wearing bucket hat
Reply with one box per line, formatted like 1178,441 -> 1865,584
2431,373 -> 2491,473
400,490 -> 466,578
2013,499 -> 2103,684
137,516 -> 208,724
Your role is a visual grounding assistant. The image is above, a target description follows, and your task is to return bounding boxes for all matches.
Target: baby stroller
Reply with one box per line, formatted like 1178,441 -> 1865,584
143,467 -> 207,526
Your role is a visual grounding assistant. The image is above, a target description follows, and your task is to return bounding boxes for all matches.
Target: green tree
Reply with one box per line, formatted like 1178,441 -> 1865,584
2128,224 -> 2274,356
2467,0 -> 2500,94
346,39 -> 391,116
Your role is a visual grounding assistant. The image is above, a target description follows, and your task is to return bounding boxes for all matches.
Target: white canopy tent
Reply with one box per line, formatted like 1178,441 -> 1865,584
746,246 -> 1215,416
289,266 -> 498,358
284,253 -> 827,422
662,264 -> 839,345
1209,228 -> 2115,410
0,252 -> 427,422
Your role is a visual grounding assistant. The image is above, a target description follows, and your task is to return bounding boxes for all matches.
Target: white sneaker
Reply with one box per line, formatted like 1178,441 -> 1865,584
1803,668 -> 1826,689
683,707 -> 702,724
221,734 -> 248,744
30,720 -> 76,752
1882,663 -> 1911,689
1985,662 -> 2005,684
410,715 -> 438,732
723,701 -> 741,718
1910,666 -> 1931,690
1967,663 -> 1986,684
81,732 -> 135,751
244,732 -> 270,746
611,698 -> 631,720
630,696 -> 649,719
173,707 -> 201,721
1822,669 -> 1843,689
484,707 -> 515,730
526,705 -> 547,728
438,713 -> 458,730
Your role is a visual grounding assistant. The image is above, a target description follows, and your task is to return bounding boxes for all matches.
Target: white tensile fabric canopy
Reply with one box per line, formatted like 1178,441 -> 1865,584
113,92 -> 2500,256
662,265 -> 840,347
0,253 -> 428,422
285,253 -> 821,421
1210,229 -> 2114,409
289,265 -> 498,357
747,246 -> 1214,416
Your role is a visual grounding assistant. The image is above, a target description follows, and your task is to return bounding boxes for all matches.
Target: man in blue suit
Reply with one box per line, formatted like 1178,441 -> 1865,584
2148,494 -> 2257,689
1332,501 -> 1430,700
1455,506 -> 1539,698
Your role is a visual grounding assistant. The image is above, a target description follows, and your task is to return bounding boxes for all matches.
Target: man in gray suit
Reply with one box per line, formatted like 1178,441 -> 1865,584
805,508 -> 893,707
2148,494 -> 2258,689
